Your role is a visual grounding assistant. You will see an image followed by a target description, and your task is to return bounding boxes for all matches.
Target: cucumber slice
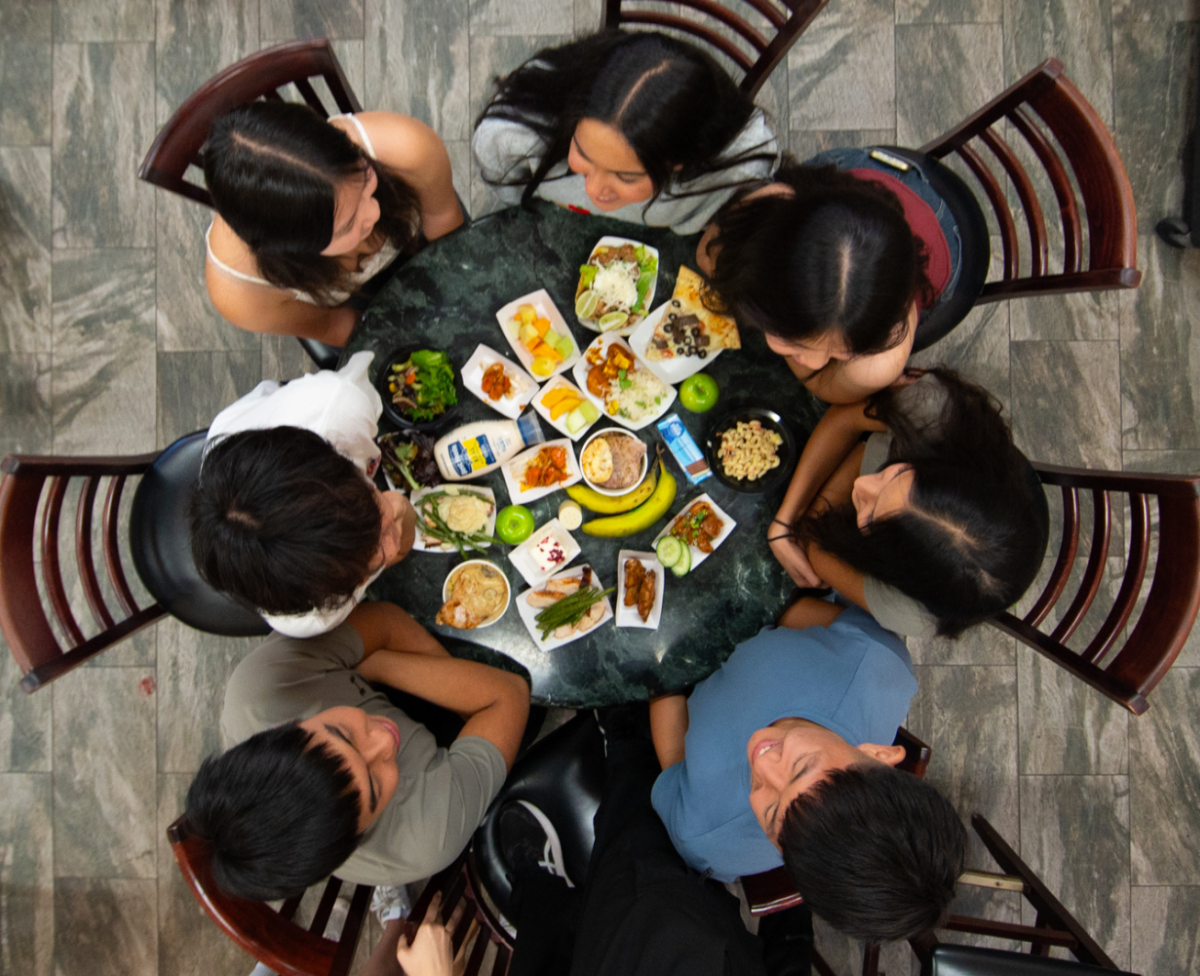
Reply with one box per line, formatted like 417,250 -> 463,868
656,535 -> 684,569
670,542 -> 691,577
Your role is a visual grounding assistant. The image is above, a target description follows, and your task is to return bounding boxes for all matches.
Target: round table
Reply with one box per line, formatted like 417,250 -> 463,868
346,201 -> 823,707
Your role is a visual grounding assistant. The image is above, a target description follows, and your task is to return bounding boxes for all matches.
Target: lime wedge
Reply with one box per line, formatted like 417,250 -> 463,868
598,311 -> 629,332
575,290 -> 599,320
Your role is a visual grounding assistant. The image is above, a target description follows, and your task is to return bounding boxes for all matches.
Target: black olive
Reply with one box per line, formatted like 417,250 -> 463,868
698,350 -> 707,359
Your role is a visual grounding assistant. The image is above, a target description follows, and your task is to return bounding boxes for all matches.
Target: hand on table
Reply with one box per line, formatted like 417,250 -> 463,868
768,530 -> 825,590
395,892 -> 477,976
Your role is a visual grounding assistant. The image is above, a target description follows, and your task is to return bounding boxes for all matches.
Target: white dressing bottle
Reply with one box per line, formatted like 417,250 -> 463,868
433,413 -> 545,481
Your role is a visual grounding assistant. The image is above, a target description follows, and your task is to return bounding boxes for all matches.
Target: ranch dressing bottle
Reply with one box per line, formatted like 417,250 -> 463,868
433,413 -> 545,481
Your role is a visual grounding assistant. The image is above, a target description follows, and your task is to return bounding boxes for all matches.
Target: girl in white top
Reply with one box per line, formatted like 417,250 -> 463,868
204,102 -> 463,346
473,31 -> 778,235
198,351 -> 416,638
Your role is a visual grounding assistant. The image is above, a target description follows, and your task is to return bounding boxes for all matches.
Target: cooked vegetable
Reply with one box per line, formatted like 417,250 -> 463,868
533,585 -> 615,640
388,349 -> 458,422
415,489 -> 501,558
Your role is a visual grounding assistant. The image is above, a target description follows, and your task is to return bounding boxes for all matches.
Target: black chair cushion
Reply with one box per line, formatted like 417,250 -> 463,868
471,712 -> 607,924
129,431 -> 270,637
925,945 -> 1133,976
873,147 -> 991,353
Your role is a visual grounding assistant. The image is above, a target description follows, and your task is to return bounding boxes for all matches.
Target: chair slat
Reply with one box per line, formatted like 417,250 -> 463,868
292,77 -> 327,117
1083,491 -> 1150,665
451,896 -> 478,956
41,476 -> 86,647
1048,488 -> 1111,644
494,941 -> 512,976
103,475 -> 140,617
1024,485 -> 1079,628
464,930 -> 490,976
942,916 -> 1078,950
327,883 -> 373,976
619,11 -> 756,69
1010,106 -> 1082,273
76,475 -> 116,632
979,127 -> 1047,277
263,89 -> 284,102
20,604 -> 164,693
741,0 -> 789,29
309,876 -> 342,935
957,142 -> 1020,281
671,0 -> 771,52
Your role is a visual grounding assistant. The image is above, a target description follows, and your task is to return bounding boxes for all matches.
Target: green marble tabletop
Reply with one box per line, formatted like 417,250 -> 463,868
346,200 -> 824,707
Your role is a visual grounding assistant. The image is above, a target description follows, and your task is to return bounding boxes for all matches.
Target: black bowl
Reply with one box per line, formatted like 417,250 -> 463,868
704,407 -> 796,493
376,345 -> 462,432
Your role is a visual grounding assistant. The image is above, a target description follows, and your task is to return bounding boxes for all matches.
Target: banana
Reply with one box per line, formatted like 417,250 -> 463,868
581,461 -> 677,538
567,463 -> 658,514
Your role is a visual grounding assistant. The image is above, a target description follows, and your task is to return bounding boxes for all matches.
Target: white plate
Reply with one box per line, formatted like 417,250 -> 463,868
517,564 -> 613,652
575,236 -> 660,336
531,376 -> 599,442
410,485 -> 497,554
439,559 -> 510,629
571,333 -> 676,432
651,493 -> 737,572
460,344 -> 538,420
507,517 -> 582,588
501,439 -> 582,505
495,290 -> 581,380
614,550 -> 665,630
628,303 -> 726,385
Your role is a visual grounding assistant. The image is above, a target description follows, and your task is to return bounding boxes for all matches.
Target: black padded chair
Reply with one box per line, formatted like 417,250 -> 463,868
470,711 -> 607,927
1,430 -> 268,691
130,431 -> 269,635
923,945 -> 1135,976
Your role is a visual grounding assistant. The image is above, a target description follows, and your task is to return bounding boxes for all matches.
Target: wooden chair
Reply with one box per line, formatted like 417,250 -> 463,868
990,463 -> 1200,716
138,38 -> 360,371
921,57 -> 1141,304
167,815 -> 374,976
912,814 -> 1124,971
0,433 -> 268,692
740,726 -> 932,917
406,851 -> 516,976
601,0 -> 831,98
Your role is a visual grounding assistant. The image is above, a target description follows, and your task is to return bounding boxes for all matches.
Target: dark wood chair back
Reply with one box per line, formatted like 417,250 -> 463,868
0,452 -> 165,692
920,57 -> 1141,303
916,814 -> 1122,970
991,463 -> 1200,716
601,0 -> 831,97
137,38 -> 360,207
741,726 -> 932,917
394,851 -> 515,976
167,815 -> 373,976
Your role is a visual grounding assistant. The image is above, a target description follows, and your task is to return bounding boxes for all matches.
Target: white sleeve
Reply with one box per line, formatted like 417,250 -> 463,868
204,350 -> 382,476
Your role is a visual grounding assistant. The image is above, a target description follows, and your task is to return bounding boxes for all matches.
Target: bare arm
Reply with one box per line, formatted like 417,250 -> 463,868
777,595 -> 846,630
348,603 -> 530,770
649,694 -> 689,770
351,112 -> 464,241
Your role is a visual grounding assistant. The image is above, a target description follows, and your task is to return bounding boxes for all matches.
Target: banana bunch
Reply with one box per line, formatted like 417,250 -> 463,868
580,460 -> 677,538
566,462 -> 658,515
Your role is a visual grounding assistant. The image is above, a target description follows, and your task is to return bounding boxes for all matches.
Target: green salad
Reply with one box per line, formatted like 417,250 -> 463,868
387,349 -> 457,422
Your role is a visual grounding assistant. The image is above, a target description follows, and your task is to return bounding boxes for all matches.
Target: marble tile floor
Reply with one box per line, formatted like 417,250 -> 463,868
1,0 -> 1199,973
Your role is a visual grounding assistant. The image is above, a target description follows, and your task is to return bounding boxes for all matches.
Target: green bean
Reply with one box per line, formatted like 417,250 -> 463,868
535,586 -> 615,639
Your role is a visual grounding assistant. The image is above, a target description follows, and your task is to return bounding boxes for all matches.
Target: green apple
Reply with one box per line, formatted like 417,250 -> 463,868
679,373 -> 719,412
495,505 -> 535,544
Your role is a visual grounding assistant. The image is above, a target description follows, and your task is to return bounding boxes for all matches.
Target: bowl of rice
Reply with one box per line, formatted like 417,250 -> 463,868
705,408 -> 796,493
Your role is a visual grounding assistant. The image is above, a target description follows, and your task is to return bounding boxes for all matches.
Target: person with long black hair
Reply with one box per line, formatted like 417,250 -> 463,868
701,156 -> 960,404
204,102 -> 463,345
473,31 -> 778,234
768,368 -> 1049,639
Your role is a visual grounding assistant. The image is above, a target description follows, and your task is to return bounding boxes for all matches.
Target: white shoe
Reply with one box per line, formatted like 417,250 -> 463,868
247,964 -> 277,976
516,800 -> 574,888
370,884 -> 412,926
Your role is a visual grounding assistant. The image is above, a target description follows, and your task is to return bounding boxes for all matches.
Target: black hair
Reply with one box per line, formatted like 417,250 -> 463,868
184,722 -> 362,901
477,30 -> 775,211
190,426 -> 381,616
204,101 -> 422,304
778,763 -> 967,944
795,368 -> 1049,638
705,158 -> 933,353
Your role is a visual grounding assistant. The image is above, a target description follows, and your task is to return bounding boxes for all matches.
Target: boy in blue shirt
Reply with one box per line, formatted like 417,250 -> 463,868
650,597 -> 966,943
